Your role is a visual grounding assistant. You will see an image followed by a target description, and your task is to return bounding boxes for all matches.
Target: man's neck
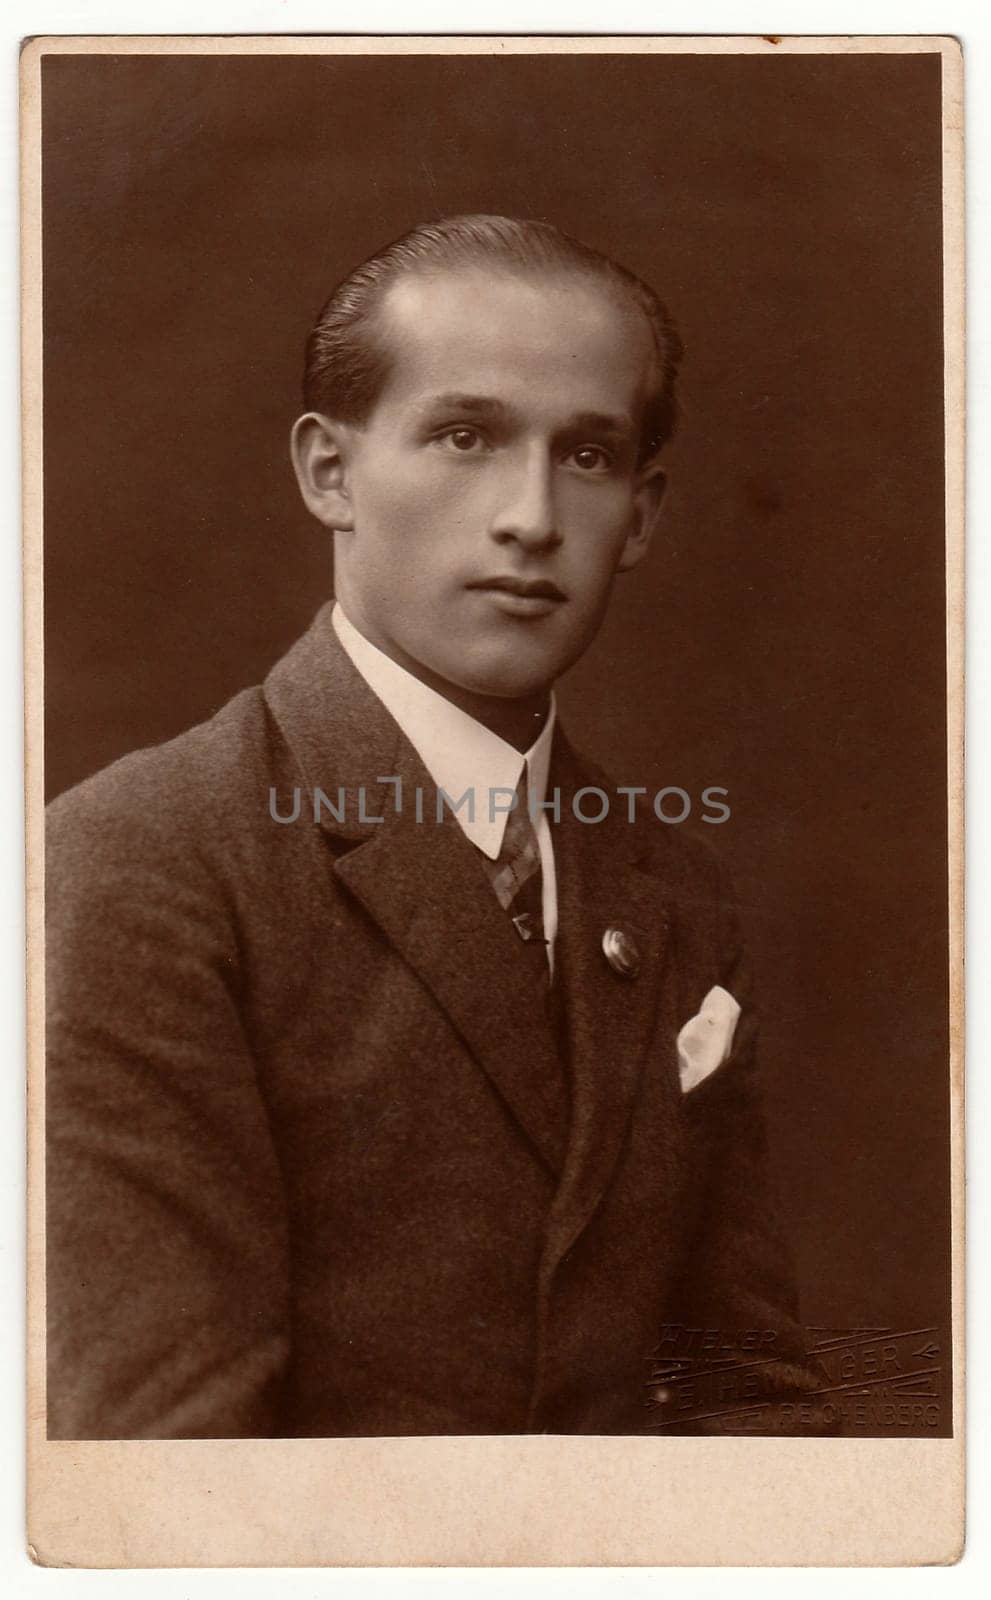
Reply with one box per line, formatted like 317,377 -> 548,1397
336,609 -> 552,753
413,673 -> 551,754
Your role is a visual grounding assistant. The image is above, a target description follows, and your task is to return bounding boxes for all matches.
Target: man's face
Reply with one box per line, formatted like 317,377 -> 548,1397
329,266 -> 665,702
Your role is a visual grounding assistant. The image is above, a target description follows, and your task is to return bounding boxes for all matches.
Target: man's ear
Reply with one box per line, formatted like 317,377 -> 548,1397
617,461 -> 667,572
290,412 -> 357,531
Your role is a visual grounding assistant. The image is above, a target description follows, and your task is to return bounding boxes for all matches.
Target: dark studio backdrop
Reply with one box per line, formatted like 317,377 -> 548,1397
41,49 -> 951,1418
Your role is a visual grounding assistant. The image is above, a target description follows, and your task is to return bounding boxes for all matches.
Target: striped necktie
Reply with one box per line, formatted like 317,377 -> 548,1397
481,767 -> 548,964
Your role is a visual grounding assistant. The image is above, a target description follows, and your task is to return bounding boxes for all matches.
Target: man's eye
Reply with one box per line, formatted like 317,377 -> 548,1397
438,427 -> 484,453
569,445 -> 613,472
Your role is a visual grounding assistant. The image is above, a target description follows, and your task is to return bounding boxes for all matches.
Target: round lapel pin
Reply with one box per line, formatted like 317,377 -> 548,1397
602,927 -> 641,978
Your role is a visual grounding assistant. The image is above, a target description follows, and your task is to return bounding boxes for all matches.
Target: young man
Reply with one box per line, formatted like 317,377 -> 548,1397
45,215 -> 820,1438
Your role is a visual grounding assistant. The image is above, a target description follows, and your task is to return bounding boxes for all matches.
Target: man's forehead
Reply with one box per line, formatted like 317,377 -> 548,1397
373,264 -> 656,402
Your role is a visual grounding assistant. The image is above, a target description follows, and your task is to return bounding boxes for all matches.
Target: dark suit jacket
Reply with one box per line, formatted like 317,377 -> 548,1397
45,603 -> 820,1438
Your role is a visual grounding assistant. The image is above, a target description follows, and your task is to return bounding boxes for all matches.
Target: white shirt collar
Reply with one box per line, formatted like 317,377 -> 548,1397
332,602 -> 556,860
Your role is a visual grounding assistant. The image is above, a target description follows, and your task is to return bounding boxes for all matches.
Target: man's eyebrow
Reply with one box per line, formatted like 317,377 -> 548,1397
565,411 -> 636,440
416,395 -> 635,438
416,393 -> 518,423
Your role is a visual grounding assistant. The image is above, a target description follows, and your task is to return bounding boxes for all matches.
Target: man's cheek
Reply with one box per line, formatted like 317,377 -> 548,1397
560,480 -> 636,529
377,468 -> 464,531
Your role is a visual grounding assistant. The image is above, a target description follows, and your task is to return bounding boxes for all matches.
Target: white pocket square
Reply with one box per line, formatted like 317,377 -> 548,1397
677,985 -> 741,1093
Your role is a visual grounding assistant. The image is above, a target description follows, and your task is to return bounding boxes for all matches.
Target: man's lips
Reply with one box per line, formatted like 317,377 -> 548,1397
466,576 -> 567,601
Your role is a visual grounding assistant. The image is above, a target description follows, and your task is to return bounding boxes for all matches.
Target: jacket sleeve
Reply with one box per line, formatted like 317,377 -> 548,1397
657,863 -> 836,1435
44,761 -> 291,1439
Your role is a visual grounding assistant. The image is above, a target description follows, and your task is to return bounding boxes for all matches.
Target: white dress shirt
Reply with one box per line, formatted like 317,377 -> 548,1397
332,602 -> 558,967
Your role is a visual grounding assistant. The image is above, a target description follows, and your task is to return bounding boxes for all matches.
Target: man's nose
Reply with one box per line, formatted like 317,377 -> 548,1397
488,447 -> 561,550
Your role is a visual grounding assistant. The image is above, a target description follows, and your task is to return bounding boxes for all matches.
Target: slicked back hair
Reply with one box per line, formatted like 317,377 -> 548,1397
302,214 -> 683,464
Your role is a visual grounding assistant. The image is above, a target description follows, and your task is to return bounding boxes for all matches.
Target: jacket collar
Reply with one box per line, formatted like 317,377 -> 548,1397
263,602 -> 413,841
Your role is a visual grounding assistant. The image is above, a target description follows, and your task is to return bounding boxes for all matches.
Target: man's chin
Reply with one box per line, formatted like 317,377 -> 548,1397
453,640 -> 585,702
455,663 -> 562,703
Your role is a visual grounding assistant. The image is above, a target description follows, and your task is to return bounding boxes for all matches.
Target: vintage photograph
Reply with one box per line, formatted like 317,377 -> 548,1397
24,33 -> 963,1565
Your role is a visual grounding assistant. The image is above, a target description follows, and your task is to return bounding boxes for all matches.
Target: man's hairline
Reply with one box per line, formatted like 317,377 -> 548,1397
326,257 -> 666,449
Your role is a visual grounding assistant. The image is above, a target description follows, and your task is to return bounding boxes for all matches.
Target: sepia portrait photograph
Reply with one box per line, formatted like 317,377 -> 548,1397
22,30 -> 963,1567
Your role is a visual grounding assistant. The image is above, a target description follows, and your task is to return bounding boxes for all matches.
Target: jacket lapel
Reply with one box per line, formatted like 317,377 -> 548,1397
333,802 -> 569,1175
262,604 -> 570,1176
542,733 -> 671,1268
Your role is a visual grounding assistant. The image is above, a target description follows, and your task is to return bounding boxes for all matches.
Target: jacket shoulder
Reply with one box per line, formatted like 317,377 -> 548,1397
45,684 -> 276,868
